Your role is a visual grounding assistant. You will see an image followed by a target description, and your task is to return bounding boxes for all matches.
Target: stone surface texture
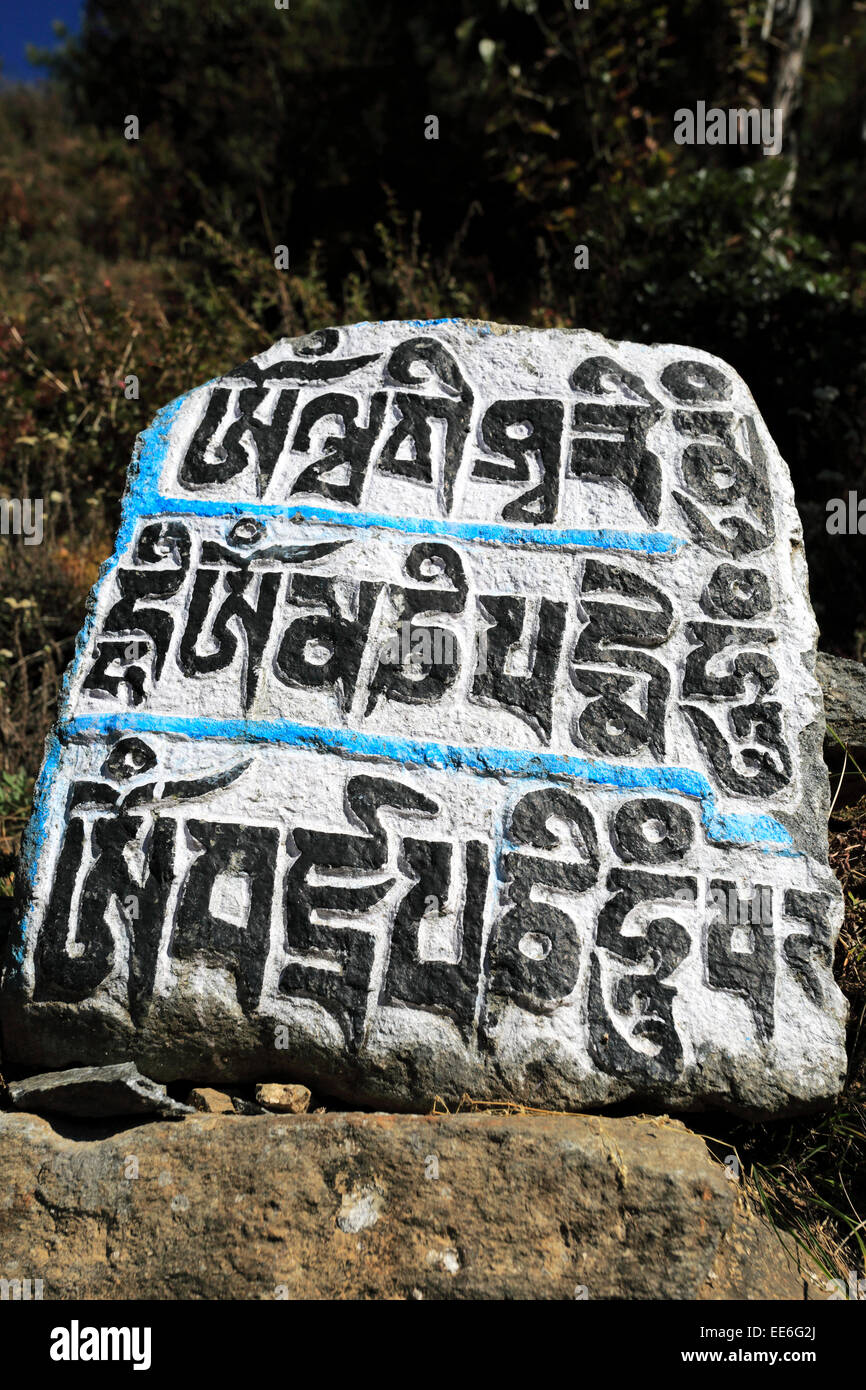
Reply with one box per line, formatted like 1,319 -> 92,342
256,1082 -> 311,1113
189,1086 -> 235,1114
816,651 -> 866,750
0,321 -> 847,1117
0,1111 -> 823,1301
7,1062 -> 192,1119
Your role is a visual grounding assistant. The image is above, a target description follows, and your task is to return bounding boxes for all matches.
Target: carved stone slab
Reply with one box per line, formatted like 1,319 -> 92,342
0,320 -> 847,1115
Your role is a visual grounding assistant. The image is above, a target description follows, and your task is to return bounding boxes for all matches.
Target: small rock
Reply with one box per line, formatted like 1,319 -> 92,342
231,1097 -> 266,1116
8,1063 -> 193,1119
189,1087 -> 235,1115
817,651 -> 866,754
255,1083 -> 311,1114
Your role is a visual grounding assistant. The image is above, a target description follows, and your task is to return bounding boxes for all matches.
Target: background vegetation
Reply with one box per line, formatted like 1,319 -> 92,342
1,0 -> 865,1286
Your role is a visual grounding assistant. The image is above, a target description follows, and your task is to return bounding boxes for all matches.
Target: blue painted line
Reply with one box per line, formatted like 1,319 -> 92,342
368,317 -> 466,329
8,392 -> 200,968
123,367 -> 688,556
55,391 -> 197,725
9,733 -> 64,966
60,713 -> 794,854
132,497 -> 686,555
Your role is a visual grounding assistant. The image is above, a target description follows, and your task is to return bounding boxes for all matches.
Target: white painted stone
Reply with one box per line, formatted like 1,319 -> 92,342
0,321 -> 847,1116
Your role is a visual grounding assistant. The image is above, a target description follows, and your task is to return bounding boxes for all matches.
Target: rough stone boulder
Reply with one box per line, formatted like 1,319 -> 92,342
0,1109 -> 822,1300
817,651 -> 866,760
0,321 -> 848,1117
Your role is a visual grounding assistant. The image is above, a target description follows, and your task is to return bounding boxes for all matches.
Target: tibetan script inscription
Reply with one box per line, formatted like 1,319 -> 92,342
0,321 -> 847,1116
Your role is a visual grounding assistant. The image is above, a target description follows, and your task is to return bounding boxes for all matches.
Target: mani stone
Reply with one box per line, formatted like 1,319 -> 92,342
0,320 -> 847,1118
